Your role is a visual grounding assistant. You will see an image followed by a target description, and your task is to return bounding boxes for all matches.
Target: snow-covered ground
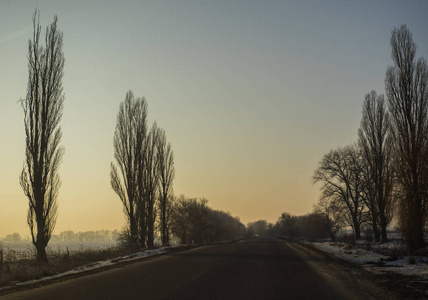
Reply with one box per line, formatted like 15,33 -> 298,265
0,246 -> 178,292
309,241 -> 428,279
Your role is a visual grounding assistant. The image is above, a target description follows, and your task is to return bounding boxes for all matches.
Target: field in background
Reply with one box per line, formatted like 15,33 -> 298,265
0,241 -> 118,262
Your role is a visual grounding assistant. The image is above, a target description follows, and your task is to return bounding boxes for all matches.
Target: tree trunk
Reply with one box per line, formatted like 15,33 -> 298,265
161,198 -> 167,245
147,227 -> 154,249
161,216 -> 167,246
129,207 -> 138,244
35,199 -> 48,262
353,217 -> 361,240
35,225 -> 48,262
138,211 -> 147,249
36,241 -> 48,262
372,219 -> 380,242
379,213 -> 388,243
147,200 -> 154,249
407,198 -> 425,251
181,231 -> 187,245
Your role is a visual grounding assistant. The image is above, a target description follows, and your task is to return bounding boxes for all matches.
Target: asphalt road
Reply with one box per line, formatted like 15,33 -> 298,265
4,237 -> 373,300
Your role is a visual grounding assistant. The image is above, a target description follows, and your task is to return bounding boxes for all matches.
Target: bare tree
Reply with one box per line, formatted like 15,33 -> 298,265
141,123 -> 159,249
313,197 -> 345,241
314,145 -> 365,239
157,128 -> 175,246
385,25 -> 428,251
359,157 -> 380,241
274,213 -> 297,238
111,91 -> 148,247
135,112 -> 148,248
111,92 -> 171,249
358,91 -> 394,242
19,10 -> 65,263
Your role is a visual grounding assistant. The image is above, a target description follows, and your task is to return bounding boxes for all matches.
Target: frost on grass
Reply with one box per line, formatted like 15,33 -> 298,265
0,246 -> 179,291
309,241 -> 428,279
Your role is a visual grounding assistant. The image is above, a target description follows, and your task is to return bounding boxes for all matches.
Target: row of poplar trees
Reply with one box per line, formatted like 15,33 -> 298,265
110,91 -> 175,249
314,25 -> 428,252
19,11 -> 175,263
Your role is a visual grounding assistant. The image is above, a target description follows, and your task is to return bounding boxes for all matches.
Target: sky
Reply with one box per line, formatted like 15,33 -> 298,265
1,1 -> 428,238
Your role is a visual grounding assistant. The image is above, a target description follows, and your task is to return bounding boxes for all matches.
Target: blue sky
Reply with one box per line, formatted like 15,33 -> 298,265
1,0 -> 427,236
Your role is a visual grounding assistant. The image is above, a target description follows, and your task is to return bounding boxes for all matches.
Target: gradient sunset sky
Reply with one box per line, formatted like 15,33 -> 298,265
1,1 -> 428,237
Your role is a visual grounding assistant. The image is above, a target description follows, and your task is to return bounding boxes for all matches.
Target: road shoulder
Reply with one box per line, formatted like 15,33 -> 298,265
289,240 -> 426,299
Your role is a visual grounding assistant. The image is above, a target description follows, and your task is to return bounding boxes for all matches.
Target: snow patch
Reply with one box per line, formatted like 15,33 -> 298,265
309,241 -> 428,279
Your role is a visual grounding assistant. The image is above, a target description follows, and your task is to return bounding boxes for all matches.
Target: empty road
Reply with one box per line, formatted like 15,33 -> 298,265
4,237 -> 383,299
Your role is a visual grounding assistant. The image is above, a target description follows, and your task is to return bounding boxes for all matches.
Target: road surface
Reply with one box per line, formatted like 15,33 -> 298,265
4,237 -> 381,299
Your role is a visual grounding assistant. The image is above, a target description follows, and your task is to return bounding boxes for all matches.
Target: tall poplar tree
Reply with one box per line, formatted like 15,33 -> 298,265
386,25 -> 428,251
20,10 -> 65,262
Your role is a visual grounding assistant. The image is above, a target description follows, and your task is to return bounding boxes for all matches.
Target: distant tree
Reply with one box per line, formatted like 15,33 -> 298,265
3,233 -> 23,243
385,25 -> 428,251
313,197 -> 345,241
297,213 -> 329,241
358,91 -> 394,242
275,213 -> 297,237
250,220 -> 268,236
210,211 -> 245,242
59,230 -> 75,242
170,195 -> 244,244
246,222 -> 255,237
19,10 -> 65,263
313,145 -> 365,239
157,128 -> 175,246
273,212 -> 329,241
170,196 -> 209,244
111,91 -> 148,247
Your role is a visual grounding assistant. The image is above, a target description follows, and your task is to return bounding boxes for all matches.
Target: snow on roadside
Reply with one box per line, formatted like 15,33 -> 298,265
309,242 -> 428,279
310,242 -> 388,264
0,246 -> 176,292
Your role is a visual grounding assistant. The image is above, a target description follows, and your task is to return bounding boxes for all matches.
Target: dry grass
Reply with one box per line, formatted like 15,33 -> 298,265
0,245 -> 136,287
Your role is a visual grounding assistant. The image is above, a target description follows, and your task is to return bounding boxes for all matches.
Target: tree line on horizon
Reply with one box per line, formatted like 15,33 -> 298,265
246,217 -> 334,242
170,195 -> 246,245
0,230 -> 121,243
17,10 -> 245,263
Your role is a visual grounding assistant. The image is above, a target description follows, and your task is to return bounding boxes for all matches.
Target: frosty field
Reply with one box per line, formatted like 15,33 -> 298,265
0,241 -> 118,261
